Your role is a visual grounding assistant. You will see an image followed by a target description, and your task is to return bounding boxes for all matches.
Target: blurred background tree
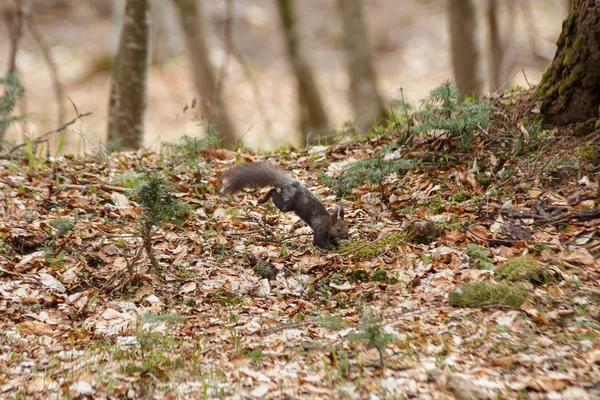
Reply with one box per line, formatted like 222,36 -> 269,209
107,0 -> 150,150
0,0 -> 579,152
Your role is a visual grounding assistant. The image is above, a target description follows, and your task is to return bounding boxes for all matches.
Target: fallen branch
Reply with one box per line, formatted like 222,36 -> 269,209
8,99 -> 91,156
60,183 -> 129,193
534,208 -> 600,228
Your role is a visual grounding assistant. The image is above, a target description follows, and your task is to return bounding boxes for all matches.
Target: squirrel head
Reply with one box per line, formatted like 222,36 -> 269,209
329,204 -> 349,240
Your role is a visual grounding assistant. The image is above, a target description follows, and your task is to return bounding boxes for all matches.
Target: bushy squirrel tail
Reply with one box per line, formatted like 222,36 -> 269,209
221,162 -> 294,194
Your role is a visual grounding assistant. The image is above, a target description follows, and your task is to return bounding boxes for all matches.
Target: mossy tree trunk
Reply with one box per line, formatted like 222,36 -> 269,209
536,0 -> 600,131
173,0 -> 237,148
107,0 -> 150,151
336,0 -> 387,133
276,0 -> 330,144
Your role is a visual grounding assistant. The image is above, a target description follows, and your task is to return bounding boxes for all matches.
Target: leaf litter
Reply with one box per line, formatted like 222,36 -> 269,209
1,94 -> 600,399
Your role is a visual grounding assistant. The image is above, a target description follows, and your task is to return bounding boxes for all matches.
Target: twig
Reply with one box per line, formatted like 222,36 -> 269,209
25,9 -> 65,125
492,69 -> 523,94
464,224 -> 556,247
521,68 -> 532,89
253,321 -> 315,336
60,183 -> 129,193
8,102 -> 91,155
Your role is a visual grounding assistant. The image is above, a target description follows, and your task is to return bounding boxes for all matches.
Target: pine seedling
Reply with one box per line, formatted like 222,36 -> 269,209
131,173 -> 189,272
349,309 -> 394,368
412,80 -> 491,149
161,115 -> 220,168
322,149 -> 414,198
0,74 -> 29,138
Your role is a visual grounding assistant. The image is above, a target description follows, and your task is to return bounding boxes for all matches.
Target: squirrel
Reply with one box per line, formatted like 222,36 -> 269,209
221,162 -> 349,250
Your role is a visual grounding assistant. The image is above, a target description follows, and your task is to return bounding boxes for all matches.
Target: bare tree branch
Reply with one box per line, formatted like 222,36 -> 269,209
25,9 -> 66,125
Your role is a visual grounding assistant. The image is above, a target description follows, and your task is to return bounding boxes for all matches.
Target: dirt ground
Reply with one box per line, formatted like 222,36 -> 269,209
1,0 -> 567,153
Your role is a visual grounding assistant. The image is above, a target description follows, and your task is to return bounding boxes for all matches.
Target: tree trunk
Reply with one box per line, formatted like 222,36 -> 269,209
486,0 -> 503,90
173,0 -> 237,148
336,0 -> 386,133
536,0 -> 600,131
276,0 -> 329,143
0,0 -> 25,141
447,0 -> 486,99
150,0 -> 181,64
107,0 -> 150,151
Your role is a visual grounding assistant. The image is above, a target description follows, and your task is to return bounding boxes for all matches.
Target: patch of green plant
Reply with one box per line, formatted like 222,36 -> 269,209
371,269 -> 397,284
467,243 -> 495,270
349,310 -> 394,367
449,281 -> 528,309
347,232 -> 406,262
389,87 -> 414,144
131,172 -> 190,271
0,74 -> 30,136
207,288 -> 242,307
450,191 -> 468,202
111,171 -> 143,189
347,269 -> 369,282
115,315 -> 187,380
316,315 -> 348,331
242,348 -> 268,365
51,218 -> 75,236
411,80 -> 492,150
511,117 -> 548,156
331,273 -> 344,285
161,118 -> 219,168
322,151 -> 415,198
496,257 -> 559,285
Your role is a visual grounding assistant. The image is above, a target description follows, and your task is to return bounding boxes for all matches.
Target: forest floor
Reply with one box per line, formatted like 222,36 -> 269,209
1,87 -> 599,399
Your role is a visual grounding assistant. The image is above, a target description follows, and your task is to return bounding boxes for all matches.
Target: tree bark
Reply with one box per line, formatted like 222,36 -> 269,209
536,0 -> 600,131
336,0 -> 386,133
486,0 -> 503,90
173,0 -> 237,148
447,0 -> 486,99
149,0 -> 181,64
276,0 -> 329,143
107,0 -> 150,151
0,0 -> 25,141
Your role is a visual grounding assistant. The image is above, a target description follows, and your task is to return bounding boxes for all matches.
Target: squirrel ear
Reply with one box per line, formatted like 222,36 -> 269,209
331,205 -> 339,222
338,204 -> 345,220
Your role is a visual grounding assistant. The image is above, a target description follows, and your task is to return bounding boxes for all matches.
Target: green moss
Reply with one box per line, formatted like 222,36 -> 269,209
580,145 -> 596,161
496,257 -> 559,285
349,232 -> 406,262
449,281 -> 528,309
563,51 -> 570,66
348,269 -> 369,282
371,269 -> 388,282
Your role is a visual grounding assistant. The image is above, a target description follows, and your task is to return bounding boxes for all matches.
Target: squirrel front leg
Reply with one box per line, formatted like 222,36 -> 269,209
313,229 -> 333,250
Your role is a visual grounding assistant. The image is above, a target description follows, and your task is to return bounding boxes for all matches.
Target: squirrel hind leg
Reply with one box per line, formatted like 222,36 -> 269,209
257,189 -> 276,204
267,189 -> 293,212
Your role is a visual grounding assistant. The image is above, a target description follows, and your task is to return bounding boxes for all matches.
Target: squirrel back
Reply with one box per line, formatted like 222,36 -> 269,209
221,162 -> 294,194
221,162 -> 349,250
